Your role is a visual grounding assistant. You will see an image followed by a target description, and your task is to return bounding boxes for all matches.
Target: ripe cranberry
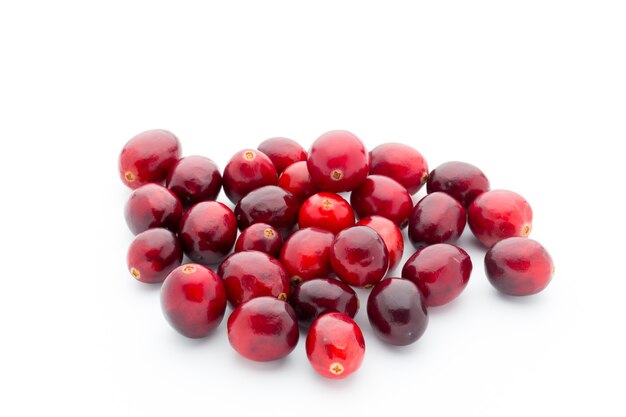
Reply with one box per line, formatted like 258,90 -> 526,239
124,183 -> 182,235
258,137 -> 307,175
468,190 -> 533,247
427,161 -> 490,207
227,297 -> 299,361
307,130 -> 369,192
350,175 -> 413,228
369,143 -> 428,194
298,192 -> 354,235
402,244 -> 472,307
290,278 -> 359,327
277,161 -> 320,204
222,149 -> 278,204
127,228 -> 182,283
119,129 -> 181,189
235,223 -> 283,258
160,264 -> 227,338
485,237 -> 554,296
178,201 -> 237,265
279,227 -> 334,285
218,251 -> 290,307
356,216 -> 404,271
235,185 -> 299,237
367,278 -> 428,345
166,155 -> 221,206
330,226 -> 389,288
408,192 -> 466,249
306,312 -> 365,379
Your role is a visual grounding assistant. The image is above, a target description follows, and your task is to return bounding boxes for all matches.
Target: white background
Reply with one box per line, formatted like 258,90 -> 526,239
1,1 -> 625,416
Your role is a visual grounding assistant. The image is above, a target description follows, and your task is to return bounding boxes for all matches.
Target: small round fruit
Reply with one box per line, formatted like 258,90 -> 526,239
427,161 -> 490,207
350,175 -> 413,228
279,227 -> 335,285
127,228 -> 183,283
357,215 -> 404,271
298,192 -> 354,235
166,155 -> 222,206
369,143 -> 428,194
235,223 -> 283,258
124,183 -> 182,235
235,185 -> 299,237
277,161 -> 320,204
290,278 -> 359,327
258,137 -> 307,175
223,149 -> 278,204
408,192 -> 466,249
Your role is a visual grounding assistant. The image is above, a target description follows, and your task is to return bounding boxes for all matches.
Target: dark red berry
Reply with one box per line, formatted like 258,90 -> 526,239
258,137 -> 307,175
166,155 -> 221,207
127,228 -> 183,283
223,149 -> 278,204
277,161 -> 320,204
279,227 -> 334,285
235,223 -> 283,258
290,278 -> 359,327
298,192 -> 354,235
235,185 -> 299,238
350,175 -> 413,228
356,215 -> 404,271
427,161 -> 490,208
369,143 -> 428,195
124,183 -> 182,235
408,192 -> 466,249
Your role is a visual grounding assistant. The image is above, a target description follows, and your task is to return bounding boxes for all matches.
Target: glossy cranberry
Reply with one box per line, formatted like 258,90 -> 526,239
235,185 -> 299,237
427,161 -> 490,207
485,237 -> 554,296
223,149 -> 278,204
235,223 -> 283,258
408,192 -> 466,249
119,129 -> 181,189
124,183 -> 182,235
298,192 -> 354,235
178,201 -> 237,265
307,130 -> 369,192
279,227 -> 334,285
290,278 -> 359,327
402,244 -> 472,307
160,264 -> 226,338
258,137 -> 307,175
369,143 -> 428,194
166,155 -> 221,206
350,175 -> 413,228
306,312 -> 365,379
227,297 -> 299,362
126,228 -> 183,283
330,226 -> 389,288
218,250 -> 290,307
277,161 -> 320,204
468,190 -> 533,247
356,216 -> 404,271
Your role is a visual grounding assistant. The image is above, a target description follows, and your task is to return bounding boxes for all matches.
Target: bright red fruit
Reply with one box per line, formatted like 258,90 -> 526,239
127,228 -> 183,283
408,192 -> 466,249
235,185 -> 299,238
235,223 -> 283,258
277,161 -> 320,204
290,278 -> 359,327
166,155 -> 222,206
298,192 -> 354,235
356,215 -> 404,271
427,161 -> 489,207
124,183 -> 182,235
369,143 -> 428,194
350,175 -> 413,228
223,149 -> 278,204
279,227 -> 334,285
258,137 -> 307,175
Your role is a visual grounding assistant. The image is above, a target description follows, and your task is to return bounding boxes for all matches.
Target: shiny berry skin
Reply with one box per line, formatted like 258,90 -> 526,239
369,143 -> 428,195
160,264 -> 227,338
306,312 -> 365,379
357,215 -> 404,271
279,227 -> 335,285
427,161 -> 490,208
124,183 -> 182,235
402,244 -> 472,307
235,223 -> 283,258
258,137 -> 307,175
350,175 -> 413,228
218,250 -> 290,307
127,228 -> 183,283
178,201 -> 237,265
277,161 -> 320,204
223,149 -> 278,204
408,192 -> 466,249
307,130 -> 369,192
485,237 -> 554,296
468,190 -> 533,248
367,278 -> 428,346
330,226 -> 389,288
298,192 -> 354,235
235,185 -> 299,238
227,297 -> 299,362
290,278 -> 359,327
119,129 -> 181,189
166,155 -> 222,207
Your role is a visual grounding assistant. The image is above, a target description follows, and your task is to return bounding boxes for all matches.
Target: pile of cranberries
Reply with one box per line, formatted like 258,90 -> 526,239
120,129 -> 554,379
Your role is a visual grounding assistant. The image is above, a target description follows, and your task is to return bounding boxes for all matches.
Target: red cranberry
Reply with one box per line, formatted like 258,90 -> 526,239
279,227 -> 334,285
235,223 -> 283,258
124,183 -> 182,235
408,192 -> 466,249
166,155 -> 222,207
485,237 -> 554,296
402,244 -> 472,307
235,185 -> 299,237
307,130 -> 369,192
277,161 -> 320,204
119,129 -> 181,189
160,264 -> 226,338
367,278 -> 428,345
127,228 -> 182,283
330,226 -> 389,288
427,161 -> 490,208
306,312 -> 365,379
223,149 -> 278,204
218,250 -> 290,307
298,192 -> 354,235
356,216 -> 404,271
178,201 -> 237,265
228,297 -> 299,362
369,143 -> 428,194
350,175 -> 413,228
468,190 -> 533,247
290,278 -> 359,327
258,137 -> 307,175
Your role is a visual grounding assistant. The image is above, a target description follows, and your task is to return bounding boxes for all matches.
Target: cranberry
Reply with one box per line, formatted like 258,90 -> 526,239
408,192 -> 466,249
350,175 -> 413,228
298,192 -> 354,235
277,161 -> 320,204
258,137 -> 307,175
330,226 -> 389,288
178,201 -> 237,265
356,216 -> 404,271
468,190 -> 533,247
369,143 -> 428,194
166,155 -> 221,207
126,228 -> 182,283
235,223 -> 283,258
235,185 -> 299,237
227,297 -> 299,361
119,129 -> 181,189
279,227 -> 335,285
124,183 -> 182,235
427,161 -> 490,208
218,250 -> 290,307
306,312 -> 365,379
485,237 -> 554,296
160,264 -> 227,338
402,244 -> 472,307
307,130 -> 369,192
290,278 -> 359,327
223,149 -> 278,204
